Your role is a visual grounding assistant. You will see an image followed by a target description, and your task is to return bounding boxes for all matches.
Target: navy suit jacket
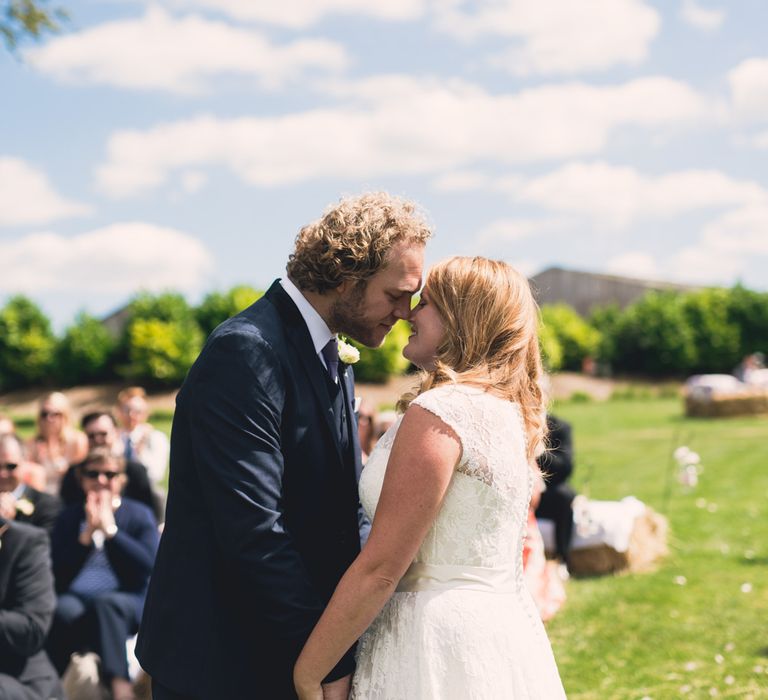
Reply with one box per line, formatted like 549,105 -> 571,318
137,280 -> 367,700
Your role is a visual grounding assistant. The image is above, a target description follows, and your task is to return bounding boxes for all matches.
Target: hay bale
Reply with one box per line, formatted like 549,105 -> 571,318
569,508 -> 668,578
685,389 -> 768,418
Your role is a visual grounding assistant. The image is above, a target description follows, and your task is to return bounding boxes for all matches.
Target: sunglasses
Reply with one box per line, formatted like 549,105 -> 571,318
0,462 -> 18,471
86,431 -> 109,440
82,469 -> 122,480
40,410 -> 63,419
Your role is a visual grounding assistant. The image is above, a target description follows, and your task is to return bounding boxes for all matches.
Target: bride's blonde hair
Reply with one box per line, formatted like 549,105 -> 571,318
398,256 -> 547,464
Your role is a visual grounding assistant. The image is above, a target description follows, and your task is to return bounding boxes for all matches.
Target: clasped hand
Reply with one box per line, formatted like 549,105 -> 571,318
78,490 -> 117,546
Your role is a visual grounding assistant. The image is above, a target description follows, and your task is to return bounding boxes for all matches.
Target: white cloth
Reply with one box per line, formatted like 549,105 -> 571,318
538,496 -> 647,554
352,384 -> 566,699
279,277 -> 335,370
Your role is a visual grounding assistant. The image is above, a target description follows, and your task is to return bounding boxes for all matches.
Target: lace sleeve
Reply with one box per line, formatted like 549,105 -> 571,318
410,384 -> 476,456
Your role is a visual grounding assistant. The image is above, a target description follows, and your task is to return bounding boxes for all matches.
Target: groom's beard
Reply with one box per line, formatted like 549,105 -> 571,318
329,288 -> 388,349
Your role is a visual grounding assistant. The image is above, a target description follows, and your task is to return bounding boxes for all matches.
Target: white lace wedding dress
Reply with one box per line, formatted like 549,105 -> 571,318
351,384 -> 567,699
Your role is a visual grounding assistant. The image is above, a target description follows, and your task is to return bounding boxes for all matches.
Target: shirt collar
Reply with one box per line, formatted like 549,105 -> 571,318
11,482 -> 26,499
280,277 -> 336,357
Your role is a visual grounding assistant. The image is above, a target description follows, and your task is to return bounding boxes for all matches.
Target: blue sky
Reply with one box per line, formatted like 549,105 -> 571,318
2,0 -> 767,329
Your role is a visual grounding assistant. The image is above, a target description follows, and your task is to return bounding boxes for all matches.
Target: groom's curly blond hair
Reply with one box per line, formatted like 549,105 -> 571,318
286,192 -> 432,293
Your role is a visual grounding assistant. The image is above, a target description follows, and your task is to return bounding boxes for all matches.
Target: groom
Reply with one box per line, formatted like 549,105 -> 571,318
137,193 -> 430,700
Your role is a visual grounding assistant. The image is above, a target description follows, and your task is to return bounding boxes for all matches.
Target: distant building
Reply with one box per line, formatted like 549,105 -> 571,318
530,267 -> 698,316
101,305 -> 132,338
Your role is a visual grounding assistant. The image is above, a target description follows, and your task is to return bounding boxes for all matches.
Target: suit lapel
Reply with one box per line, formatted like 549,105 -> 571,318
265,281 -> 345,464
339,366 -> 364,481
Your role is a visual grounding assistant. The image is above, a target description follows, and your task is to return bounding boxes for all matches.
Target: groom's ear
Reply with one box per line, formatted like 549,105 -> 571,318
335,278 -> 354,296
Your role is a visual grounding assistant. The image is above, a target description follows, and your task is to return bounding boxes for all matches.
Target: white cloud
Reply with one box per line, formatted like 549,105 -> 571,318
476,217 -> 567,243
508,258 -> 540,278
606,252 -> 660,278
627,204 -> 768,286
679,0 -> 725,31
96,75 -> 710,197
431,170 -> 492,192
753,131 -> 768,149
0,157 -> 91,227
164,0 -> 425,28
435,0 -> 660,76
26,7 -> 347,94
180,170 -> 208,194
0,223 -> 214,294
728,57 -> 768,122
698,204 -> 768,255
501,161 -> 768,229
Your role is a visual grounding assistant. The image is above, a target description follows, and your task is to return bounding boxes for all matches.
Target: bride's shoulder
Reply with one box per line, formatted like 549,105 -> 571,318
408,383 -> 486,426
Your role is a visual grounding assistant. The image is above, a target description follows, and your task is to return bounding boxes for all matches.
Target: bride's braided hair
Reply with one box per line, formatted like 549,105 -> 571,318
398,257 -> 547,466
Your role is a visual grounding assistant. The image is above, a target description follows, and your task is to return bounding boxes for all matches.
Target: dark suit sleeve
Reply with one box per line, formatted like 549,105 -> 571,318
32,492 -> 62,534
105,503 -> 159,590
0,528 -> 56,657
537,415 -> 574,488
187,331 -> 333,662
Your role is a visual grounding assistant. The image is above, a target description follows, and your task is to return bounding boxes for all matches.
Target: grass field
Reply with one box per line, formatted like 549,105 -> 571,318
547,397 -> 768,699
10,393 -> 765,697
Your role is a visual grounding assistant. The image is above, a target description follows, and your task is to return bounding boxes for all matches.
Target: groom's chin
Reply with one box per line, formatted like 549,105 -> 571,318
347,324 -> 391,349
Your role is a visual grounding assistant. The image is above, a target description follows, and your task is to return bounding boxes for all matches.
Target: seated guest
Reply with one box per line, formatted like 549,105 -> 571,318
60,411 -> 163,522
26,392 -> 88,495
0,517 -> 64,700
535,414 -> 577,568
116,387 -> 169,486
47,448 -> 159,700
0,434 -> 62,535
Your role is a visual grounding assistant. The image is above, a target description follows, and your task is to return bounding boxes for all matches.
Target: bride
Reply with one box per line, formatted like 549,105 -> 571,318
294,256 -> 567,699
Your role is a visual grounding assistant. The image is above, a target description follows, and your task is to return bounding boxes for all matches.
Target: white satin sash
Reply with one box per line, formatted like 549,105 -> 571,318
396,562 -> 516,594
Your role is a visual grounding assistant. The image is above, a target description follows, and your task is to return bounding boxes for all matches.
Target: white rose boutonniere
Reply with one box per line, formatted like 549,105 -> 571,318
16,498 -> 35,516
337,338 -> 360,365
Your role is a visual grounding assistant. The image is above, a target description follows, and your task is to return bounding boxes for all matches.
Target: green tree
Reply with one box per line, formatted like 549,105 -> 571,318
726,285 -> 768,360
590,303 -> 622,368
349,320 -> 412,383
120,292 -> 204,385
1,0 -> 66,50
0,295 -> 57,390
55,312 -> 115,385
681,288 -> 741,373
196,285 -> 262,338
612,292 -> 697,376
538,320 -> 563,372
540,304 -> 601,371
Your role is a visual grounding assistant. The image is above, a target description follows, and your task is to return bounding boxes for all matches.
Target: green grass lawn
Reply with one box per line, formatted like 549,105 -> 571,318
547,397 -> 768,699
10,396 -> 766,697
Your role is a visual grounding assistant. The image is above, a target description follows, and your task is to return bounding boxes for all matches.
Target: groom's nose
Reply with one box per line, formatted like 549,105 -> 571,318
393,297 -> 411,320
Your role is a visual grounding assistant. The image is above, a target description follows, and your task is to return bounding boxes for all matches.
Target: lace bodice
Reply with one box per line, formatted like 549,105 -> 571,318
359,384 -> 533,570
353,384 -> 567,699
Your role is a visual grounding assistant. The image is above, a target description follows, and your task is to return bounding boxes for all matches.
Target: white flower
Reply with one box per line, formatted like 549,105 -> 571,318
714,654 -> 724,664
674,446 -> 692,464
674,575 -> 687,586
337,339 -> 360,365
741,582 -> 753,593
15,498 -> 35,516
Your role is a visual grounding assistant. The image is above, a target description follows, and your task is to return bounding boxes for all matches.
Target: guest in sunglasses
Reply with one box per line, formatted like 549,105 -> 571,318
60,411 -> 163,522
26,392 -> 88,495
0,433 -> 62,534
47,447 -> 159,700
